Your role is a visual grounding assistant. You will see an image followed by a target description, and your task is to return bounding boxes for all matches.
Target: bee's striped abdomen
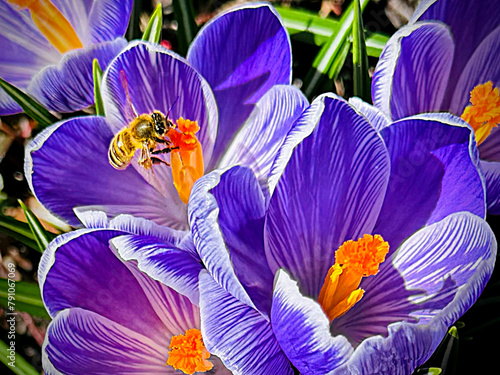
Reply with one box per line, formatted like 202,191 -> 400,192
108,129 -> 137,169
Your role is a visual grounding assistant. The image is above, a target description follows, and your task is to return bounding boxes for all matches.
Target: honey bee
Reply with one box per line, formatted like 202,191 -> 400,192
108,71 -> 178,170
108,111 -> 176,170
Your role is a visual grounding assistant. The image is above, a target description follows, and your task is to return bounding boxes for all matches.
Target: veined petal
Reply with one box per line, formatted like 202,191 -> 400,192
271,270 -> 353,374
265,94 -> 390,298
449,26 -> 500,115
375,113 -> 485,251
199,272 -> 293,375
217,85 -> 308,183
112,234 -> 203,305
188,170 -> 256,309
25,116 -> 185,228
372,22 -> 454,120
28,38 -> 127,113
38,228 -> 170,347
392,212 -> 496,325
480,160 -> 500,214
88,0 -> 133,43
348,97 -> 391,132
43,307 -> 171,375
49,0 -> 93,45
207,166 -> 274,314
187,2 -> 291,166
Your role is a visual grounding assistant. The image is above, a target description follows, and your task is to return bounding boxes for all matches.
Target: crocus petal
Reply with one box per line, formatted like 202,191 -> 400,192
332,322 -> 447,375
265,94 -> 390,298
48,0 -> 93,45
43,307 -> 171,375
479,126 -> 500,162
28,38 -> 126,113
187,2 -> 292,166
25,116 -> 185,227
348,97 -> 391,131
38,228 -> 169,346
102,41 -> 217,163
392,212 -> 496,325
480,161 -> 500,214
112,234 -> 203,305
449,26 -> 500,115
188,171 -> 256,309
207,166 -> 274,314
413,0 -> 500,95
374,113 -> 485,251
372,22 -> 454,120
271,270 -> 353,374
88,0 -> 133,43
217,85 -> 308,182
199,272 -> 293,375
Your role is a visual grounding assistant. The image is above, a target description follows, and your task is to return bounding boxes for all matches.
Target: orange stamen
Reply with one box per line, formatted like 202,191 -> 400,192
318,234 -> 389,321
166,329 -> 213,375
461,81 -> 500,145
167,118 -> 204,204
8,0 -> 83,53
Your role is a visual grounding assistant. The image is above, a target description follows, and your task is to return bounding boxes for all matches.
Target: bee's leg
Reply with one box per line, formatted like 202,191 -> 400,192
155,137 -> 171,145
151,157 -> 170,166
139,144 -> 152,169
152,146 -> 179,155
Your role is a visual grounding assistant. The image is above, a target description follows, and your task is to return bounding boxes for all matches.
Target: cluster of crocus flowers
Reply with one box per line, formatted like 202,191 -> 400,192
0,0 -> 132,114
12,1 -> 498,375
372,0 -> 500,213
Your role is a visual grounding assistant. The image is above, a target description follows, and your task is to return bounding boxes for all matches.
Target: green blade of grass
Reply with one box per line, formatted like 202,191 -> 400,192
92,59 -> 105,116
302,0 -> 369,98
0,78 -> 58,129
172,0 -> 198,56
0,339 -> 41,375
142,3 -> 163,44
0,216 -> 39,250
352,0 -> 371,102
18,200 -> 52,253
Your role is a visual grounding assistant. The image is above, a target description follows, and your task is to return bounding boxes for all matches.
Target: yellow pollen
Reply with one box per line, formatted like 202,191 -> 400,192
8,0 -> 83,53
167,118 -> 204,204
166,329 -> 213,375
461,81 -> 500,145
318,234 -> 389,322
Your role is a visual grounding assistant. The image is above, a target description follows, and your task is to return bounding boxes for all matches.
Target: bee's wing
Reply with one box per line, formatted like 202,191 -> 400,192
119,69 -> 139,120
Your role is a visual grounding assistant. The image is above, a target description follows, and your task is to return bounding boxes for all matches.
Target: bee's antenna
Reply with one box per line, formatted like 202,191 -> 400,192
166,96 -> 180,120
120,70 -> 139,118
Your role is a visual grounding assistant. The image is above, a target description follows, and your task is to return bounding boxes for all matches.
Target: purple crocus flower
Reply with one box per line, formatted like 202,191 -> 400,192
39,211 -> 232,374
0,0 -> 132,114
176,94 -> 495,374
24,3 -> 300,230
372,0 -> 500,213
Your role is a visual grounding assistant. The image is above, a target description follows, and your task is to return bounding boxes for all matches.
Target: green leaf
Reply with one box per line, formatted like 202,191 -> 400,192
352,0 -> 371,102
328,40 -> 351,80
414,368 -> 442,375
18,200 -> 53,253
142,3 -> 163,44
0,78 -> 58,129
365,31 -> 389,58
302,0 -> 370,98
0,216 -> 39,250
172,0 -> 198,56
0,339 -> 41,375
92,59 -> 105,116
0,279 -> 49,319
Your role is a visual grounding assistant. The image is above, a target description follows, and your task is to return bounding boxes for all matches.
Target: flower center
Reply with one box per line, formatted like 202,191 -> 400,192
318,234 -> 389,321
461,81 -> 500,145
8,0 -> 83,53
166,329 -> 214,375
167,118 -> 204,204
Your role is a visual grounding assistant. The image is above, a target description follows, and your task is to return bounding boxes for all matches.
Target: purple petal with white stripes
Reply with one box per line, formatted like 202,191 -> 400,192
265,95 -> 390,298
480,160 -> 500,214
199,272 -> 293,375
187,3 -> 291,166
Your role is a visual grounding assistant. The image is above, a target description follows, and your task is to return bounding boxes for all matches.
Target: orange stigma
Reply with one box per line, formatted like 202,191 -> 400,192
166,329 -> 214,375
8,0 -> 83,53
318,234 -> 389,321
167,118 -> 204,204
461,81 -> 500,145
